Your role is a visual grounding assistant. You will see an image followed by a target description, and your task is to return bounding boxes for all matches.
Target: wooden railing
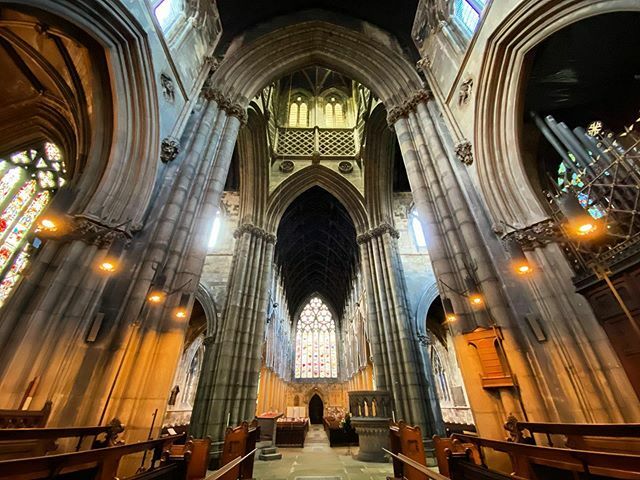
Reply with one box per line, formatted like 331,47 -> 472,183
452,433 -> 640,480
0,433 -> 184,479
383,448 -> 448,480
204,448 -> 256,480
505,416 -> 640,454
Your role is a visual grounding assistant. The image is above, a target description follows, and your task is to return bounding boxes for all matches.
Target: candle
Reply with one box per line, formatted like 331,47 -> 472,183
392,410 -> 396,422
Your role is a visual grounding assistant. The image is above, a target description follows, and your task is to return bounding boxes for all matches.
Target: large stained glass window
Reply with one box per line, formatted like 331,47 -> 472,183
0,142 -> 66,307
294,297 -> 338,379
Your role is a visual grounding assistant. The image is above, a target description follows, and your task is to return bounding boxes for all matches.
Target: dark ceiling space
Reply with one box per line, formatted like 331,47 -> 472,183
525,12 -> 640,131
275,186 -> 358,318
523,12 -> 640,184
215,1 -> 419,56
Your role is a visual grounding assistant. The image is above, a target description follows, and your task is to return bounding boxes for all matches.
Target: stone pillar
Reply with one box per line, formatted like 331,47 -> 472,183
191,223 -> 275,442
357,223 -> 442,444
101,88 -> 245,444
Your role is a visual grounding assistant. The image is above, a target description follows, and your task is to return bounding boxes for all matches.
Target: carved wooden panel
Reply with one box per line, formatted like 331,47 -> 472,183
464,327 -> 515,389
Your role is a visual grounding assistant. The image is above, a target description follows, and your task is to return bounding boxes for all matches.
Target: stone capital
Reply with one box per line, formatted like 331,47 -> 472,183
233,223 -> 276,244
72,216 -> 131,249
356,223 -> 400,244
504,219 -> 561,251
386,89 -> 432,127
201,86 -> 248,125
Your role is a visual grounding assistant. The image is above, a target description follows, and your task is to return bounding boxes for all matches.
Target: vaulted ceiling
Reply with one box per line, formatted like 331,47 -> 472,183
275,186 -> 358,318
215,0 -> 419,55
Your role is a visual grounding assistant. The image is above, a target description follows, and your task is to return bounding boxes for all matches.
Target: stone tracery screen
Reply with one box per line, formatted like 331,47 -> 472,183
294,297 -> 338,379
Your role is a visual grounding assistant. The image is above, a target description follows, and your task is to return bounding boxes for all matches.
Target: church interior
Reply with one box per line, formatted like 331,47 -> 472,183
0,1 -> 639,479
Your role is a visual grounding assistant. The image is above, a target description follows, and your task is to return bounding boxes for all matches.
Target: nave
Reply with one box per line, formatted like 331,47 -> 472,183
0,0 -> 639,479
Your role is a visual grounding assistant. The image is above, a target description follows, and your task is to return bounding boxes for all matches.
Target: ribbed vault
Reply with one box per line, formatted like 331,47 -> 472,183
275,186 -> 358,317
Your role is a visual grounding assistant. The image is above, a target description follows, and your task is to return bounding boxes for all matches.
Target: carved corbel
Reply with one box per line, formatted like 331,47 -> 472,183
454,140 -> 473,166
160,137 -> 180,163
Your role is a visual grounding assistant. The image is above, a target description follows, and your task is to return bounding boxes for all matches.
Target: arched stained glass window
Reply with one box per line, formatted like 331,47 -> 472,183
294,297 -> 338,379
432,349 -> 452,404
0,142 -> 66,307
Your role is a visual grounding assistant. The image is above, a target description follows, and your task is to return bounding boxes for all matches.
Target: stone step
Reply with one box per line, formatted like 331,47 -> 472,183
261,446 -> 278,454
258,452 -> 282,461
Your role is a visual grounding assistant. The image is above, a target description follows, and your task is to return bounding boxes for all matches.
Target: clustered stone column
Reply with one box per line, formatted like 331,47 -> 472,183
101,85 -> 247,442
389,89 -> 548,442
357,222 -> 441,446
190,223 -> 275,443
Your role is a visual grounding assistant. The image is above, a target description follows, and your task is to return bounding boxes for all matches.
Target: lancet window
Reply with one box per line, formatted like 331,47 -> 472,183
288,96 -> 309,128
294,297 -> 338,379
323,96 -> 346,128
409,209 -> 428,249
0,142 -> 66,307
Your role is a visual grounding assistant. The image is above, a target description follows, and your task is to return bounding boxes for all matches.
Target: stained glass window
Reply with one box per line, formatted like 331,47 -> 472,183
294,297 -> 338,379
557,159 -> 606,219
0,142 -> 65,307
154,0 -> 181,32
453,0 -> 487,34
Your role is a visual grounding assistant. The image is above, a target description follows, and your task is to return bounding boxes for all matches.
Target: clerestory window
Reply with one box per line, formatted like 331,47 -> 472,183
453,0 -> 487,35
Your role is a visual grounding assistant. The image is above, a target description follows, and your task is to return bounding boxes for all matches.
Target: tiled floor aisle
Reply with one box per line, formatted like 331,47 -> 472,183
252,424 -> 394,480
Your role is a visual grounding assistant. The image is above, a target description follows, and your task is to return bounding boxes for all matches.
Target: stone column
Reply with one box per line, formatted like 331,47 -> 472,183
358,223 -> 442,444
191,223 -> 275,442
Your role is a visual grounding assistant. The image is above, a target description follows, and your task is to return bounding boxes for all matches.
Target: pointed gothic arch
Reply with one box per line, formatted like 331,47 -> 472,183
475,0 -> 640,225
265,164 -> 368,234
210,21 -> 422,109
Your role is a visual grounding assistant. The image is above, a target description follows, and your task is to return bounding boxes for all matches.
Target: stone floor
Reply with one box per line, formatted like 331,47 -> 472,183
252,424 -> 394,480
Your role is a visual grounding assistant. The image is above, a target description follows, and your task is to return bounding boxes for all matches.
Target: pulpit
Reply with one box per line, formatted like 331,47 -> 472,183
348,390 -> 392,462
255,412 -> 283,461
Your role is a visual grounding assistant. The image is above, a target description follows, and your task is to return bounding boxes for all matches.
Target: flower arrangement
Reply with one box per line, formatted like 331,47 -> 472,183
340,412 -> 352,432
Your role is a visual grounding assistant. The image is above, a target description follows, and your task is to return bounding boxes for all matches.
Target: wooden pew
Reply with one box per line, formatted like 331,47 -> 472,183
450,433 -> 640,480
432,435 -> 481,479
0,401 -> 51,429
0,433 -> 185,480
218,421 -> 259,480
164,437 -> 212,480
0,418 -> 124,460
504,414 -> 640,455
388,421 -> 433,480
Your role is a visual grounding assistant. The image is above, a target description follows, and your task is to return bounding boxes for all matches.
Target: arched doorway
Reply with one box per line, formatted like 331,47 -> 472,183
309,394 -> 324,424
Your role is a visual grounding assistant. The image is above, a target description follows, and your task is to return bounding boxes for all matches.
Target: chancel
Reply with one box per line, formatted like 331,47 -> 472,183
0,1 -> 639,480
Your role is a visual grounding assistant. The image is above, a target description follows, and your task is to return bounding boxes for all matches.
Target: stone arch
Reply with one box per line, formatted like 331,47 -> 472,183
265,164 -> 368,234
414,281 -> 441,338
475,0 -> 640,226
7,0 -> 160,225
195,283 -> 218,337
210,21 -> 422,108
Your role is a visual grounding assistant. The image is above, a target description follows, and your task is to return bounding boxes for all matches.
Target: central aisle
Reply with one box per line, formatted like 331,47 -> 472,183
253,424 -> 393,480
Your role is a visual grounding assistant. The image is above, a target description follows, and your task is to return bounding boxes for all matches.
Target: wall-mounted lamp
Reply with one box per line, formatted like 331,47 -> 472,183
441,296 -> 457,323
505,237 -> 533,275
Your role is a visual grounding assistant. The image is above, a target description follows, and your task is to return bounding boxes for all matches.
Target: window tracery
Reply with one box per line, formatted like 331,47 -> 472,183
294,297 -> 338,379
288,96 -> 309,128
0,142 -> 66,307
